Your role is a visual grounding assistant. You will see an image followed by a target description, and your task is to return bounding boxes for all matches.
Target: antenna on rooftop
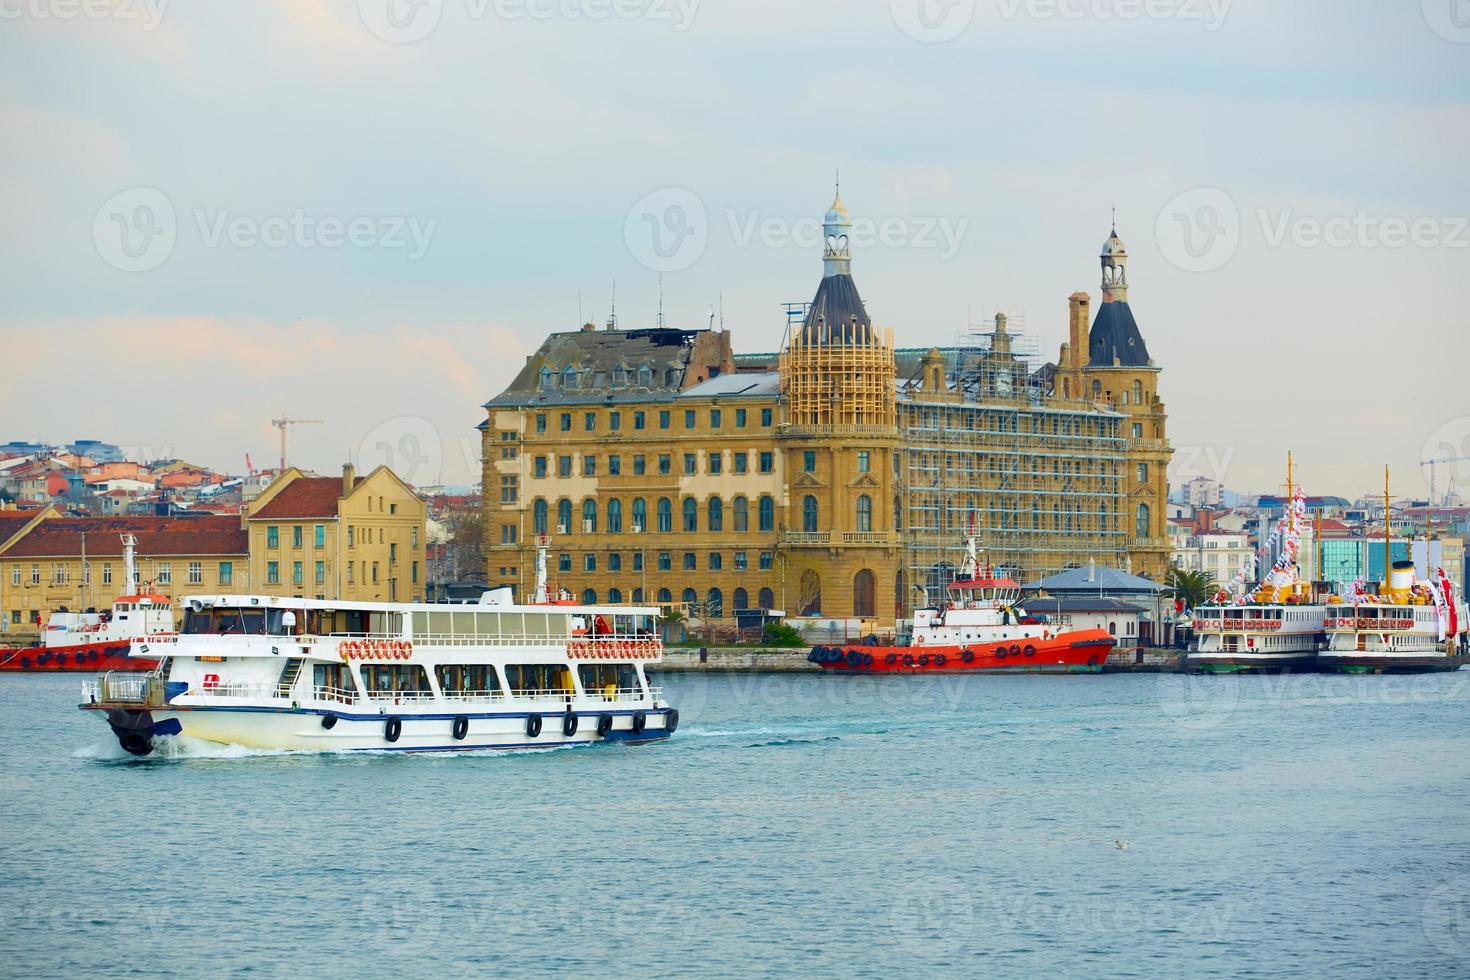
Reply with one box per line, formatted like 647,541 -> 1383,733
607,278 -> 618,331
719,290 -> 725,331
657,273 -> 666,329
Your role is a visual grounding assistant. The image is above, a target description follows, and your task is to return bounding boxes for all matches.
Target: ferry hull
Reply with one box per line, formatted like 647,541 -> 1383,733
0,640 -> 159,673
1183,652 -> 1318,674
1315,652 -> 1469,674
85,702 -> 677,755
809,630 -> 1115,675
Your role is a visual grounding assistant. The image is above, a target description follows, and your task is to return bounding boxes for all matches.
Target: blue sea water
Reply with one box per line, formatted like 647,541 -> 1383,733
2,669 -> 1469,978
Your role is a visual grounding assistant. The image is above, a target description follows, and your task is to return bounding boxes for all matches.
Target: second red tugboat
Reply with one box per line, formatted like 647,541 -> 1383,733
809,535 -> 1115,674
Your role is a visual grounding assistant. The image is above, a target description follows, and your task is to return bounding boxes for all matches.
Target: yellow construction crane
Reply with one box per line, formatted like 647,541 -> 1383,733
272,413 -> 323,472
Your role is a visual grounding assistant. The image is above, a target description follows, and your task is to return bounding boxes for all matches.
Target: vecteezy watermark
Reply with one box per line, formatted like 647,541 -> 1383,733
1258,210 -> 1470,251
1421,415 -> 1470,504
1167,444 -> 1237,489
889,0 -> 975,42
1424,876 -> 1470,960
0,0 -> 169,30
726,209 -> 970,262
357,0 -> 699,43
994,0 -> 1231,31
92,187 -> 177,273
92,187 -> 438,271
355,416 -> 445,486
623,187 -> 708,274
1155,186 -> 1240,273
1422,0 -> 1470,43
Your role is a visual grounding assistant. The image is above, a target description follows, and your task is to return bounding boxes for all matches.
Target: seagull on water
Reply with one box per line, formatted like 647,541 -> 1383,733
1114,839 -> 1130,851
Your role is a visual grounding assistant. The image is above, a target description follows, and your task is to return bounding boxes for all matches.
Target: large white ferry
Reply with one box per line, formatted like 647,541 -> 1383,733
1318,561 -> 1469,674
79,551 -> 678,756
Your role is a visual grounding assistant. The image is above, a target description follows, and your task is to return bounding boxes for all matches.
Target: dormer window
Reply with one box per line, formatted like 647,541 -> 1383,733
538,367 -> 554,390
638,364 -> 653,387
562,366 -> 578,389
613,366 -> 627,386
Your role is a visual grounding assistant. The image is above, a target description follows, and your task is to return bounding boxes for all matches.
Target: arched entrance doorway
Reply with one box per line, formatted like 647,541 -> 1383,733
853,569 -> 875,618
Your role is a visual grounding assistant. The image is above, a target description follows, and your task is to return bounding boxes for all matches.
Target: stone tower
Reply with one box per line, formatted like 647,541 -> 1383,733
777,188 -> 900,621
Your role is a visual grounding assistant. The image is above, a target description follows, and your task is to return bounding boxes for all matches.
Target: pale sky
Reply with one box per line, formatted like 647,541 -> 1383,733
2,0 -> 1467,501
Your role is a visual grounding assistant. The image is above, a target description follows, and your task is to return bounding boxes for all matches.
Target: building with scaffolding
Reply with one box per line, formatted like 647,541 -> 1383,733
481,189 -> 1171,626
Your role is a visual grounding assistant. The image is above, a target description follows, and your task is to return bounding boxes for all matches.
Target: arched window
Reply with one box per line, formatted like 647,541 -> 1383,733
532,499 -> 548,535
802,495 -> 819,533
582,588 -> 597,604
853,569 -> 875,618
582,498 -> 597,533
733,587 -> 748,610
683,497 -> 698,533
607,498 -> 623,534
657,498 -> 672,533
557,499 -> 573,534
707,588 -> 723,618
632,588 -> 644,603
608,587 -> 622,604
681,587 -> 697,607
631,498 -> 647,533
856,495 -> 873,533
708,497 -> 723,532
758,587 -> 774,610
733,495 -> 749,533
798,569 -> 821,616
1136,503 -> 1151,539
758,495 -> 775,532
658,587 -> 672,603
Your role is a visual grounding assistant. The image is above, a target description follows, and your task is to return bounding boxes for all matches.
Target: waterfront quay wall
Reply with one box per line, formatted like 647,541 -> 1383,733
651,647 -> 1183,673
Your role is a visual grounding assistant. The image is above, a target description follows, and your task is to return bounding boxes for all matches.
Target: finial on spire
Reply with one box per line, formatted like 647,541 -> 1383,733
1111,203 -> 1117,235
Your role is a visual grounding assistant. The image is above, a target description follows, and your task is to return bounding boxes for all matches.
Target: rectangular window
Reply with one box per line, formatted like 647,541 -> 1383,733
658,454 -> 672,476
371,563 -> 378,584
157,563 -> 171,585
534,456 -> 547,478
608,553 -> 622,572
709,453 -> 722,475
347,562 -> 355,584
1132,423 -> 1143,439
659,410 -> 670,430
761,408 -> 773,426
734,551 -> 748,570
683,552 -> 696,571
759,551 -> 774,570
412,561 -> 419,584
314,524 -> 325,548
658,552 -> 671,571
708,552 -> 722,571
267,561 -> 280,585
584,412 -> 596,432
500,476 -> 519,504
560,413 -> 572,432
500,525 -> 517,544
857,451 -> 871,473
412,528 -> 418,549
583,456 -> 597,477
710,408 -> 722,428
558,456 -> 572,478
188,561 -> 203,585
803,450 -> 816,473
634,411 -> 646,430
683,454 -> 696,476
682,410 -> 695,430
536,413 -> 547,433
291,525 -> 302,548
733,452 -> 748,474
608,455 -> 621,476
1136,463 -> 1149,483
759,452 -> 774,474
632,553 -> 643,571
9,567 -> 18,586
293,561 -> 303,586
347,526 -> 355,548
735,408 -> 747,428
267,526 -> 279,548
219,562 -> 232,586
30,564 -> 39,585
102,564 -> 112,585
584,554 -> 597,572
633,455 -> 646,476
559,554 -> 572,573
609,411 -> 621,431
315,560 -> 325,585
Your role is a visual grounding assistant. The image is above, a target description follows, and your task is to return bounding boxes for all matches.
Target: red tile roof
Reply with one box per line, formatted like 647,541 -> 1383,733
250,476 -> 354,520
2,515 -> 247,558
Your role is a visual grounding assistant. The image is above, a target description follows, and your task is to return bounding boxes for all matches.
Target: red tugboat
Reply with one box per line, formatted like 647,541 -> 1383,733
0,534 -> 166,673
809,536 -> 1115,674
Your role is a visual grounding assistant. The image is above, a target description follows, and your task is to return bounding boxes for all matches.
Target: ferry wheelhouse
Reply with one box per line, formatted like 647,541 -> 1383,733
808,537 -> 1115,674
0,535 -> 167,673
1318,562 -> 1469,674
80,587 -> 678,756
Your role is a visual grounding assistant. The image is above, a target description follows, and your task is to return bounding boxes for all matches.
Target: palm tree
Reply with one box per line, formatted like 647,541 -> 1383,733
1166,567 -> 1218,611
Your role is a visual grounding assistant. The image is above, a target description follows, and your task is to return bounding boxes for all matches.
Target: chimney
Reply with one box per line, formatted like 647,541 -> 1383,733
1068,292 -> 1091,369
342,463 -> 355,496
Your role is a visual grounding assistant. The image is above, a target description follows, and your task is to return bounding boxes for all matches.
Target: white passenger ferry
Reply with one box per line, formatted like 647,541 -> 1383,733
1318,561 -> 1469,674
80,559 -> 678,755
